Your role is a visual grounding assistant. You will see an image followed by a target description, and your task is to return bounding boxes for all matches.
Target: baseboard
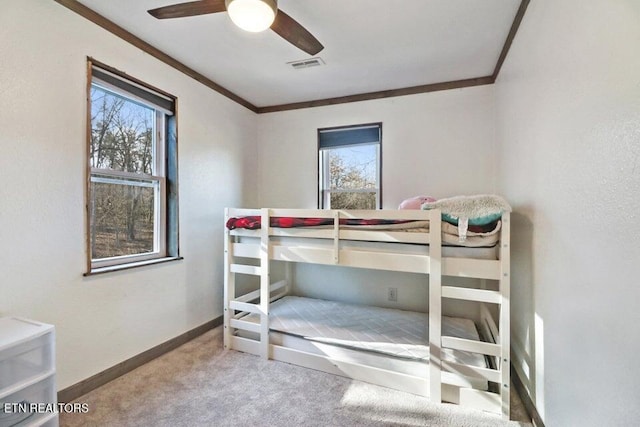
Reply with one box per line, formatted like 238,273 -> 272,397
511,366 -> 545,427
58,317 -> 223,403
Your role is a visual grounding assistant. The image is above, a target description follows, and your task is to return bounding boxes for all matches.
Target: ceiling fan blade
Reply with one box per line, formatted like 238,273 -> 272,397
148,0 -> 226,19
271,9 -> 324,56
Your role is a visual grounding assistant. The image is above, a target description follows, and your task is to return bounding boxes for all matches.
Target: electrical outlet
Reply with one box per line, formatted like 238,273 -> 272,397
388,287 -> 398,302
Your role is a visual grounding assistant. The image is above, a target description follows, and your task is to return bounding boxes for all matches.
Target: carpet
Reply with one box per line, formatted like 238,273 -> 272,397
60,326 -> 531,427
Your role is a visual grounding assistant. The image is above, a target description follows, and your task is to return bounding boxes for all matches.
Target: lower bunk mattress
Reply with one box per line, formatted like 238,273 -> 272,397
240,296 -> 488,390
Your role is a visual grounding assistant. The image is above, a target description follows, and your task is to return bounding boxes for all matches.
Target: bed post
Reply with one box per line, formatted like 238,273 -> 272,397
500,212 -> 511,419
223,208 -> 234,351
428,209 -> 442,403
259,208 -> 271,359
285,261 -> 293,295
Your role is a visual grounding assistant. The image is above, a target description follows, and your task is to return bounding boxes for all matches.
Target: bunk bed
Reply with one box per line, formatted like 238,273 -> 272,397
223,204 -> 510,418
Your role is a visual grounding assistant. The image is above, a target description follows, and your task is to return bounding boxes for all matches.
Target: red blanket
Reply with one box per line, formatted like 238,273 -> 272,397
226,216 -> 412,230
226,215 -> 499,233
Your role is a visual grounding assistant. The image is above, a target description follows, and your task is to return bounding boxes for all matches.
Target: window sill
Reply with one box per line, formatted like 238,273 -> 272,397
84,256 -> 183,276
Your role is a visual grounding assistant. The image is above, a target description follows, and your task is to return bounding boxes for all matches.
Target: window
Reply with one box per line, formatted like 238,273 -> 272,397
318,123 -> 382,209
87,61 -> 179,273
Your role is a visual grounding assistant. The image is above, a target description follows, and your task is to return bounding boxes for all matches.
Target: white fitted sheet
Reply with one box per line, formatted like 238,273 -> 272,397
243,296 -> 486,368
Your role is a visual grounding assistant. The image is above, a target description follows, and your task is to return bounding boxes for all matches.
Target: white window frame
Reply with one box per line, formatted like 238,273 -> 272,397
318,123 -> 382,210
87,62 -> 177,273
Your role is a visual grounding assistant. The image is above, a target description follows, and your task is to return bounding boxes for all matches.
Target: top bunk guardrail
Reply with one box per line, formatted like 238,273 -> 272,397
225,207 -> 441,276
225,208 -> 440,245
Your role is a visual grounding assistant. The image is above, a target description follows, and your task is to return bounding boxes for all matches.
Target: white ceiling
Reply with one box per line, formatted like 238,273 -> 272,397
76,0 -> 521,108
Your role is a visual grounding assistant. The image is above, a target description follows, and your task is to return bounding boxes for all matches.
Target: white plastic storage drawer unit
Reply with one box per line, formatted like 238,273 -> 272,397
0,317 -> 57,427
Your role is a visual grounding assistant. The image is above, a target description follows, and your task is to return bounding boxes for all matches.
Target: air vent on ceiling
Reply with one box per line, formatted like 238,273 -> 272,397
287,57 -> 325,70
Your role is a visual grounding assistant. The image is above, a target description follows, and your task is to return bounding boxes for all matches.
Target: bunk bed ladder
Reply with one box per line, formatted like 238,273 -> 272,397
437,212 -> 511,419
224,208 -> 272,360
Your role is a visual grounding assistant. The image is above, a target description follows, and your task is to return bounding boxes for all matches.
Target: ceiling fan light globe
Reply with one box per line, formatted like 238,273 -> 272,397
226,0 -> 277,33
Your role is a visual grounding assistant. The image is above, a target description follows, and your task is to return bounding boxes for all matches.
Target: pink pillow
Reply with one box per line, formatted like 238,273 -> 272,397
398,196 -> 437,210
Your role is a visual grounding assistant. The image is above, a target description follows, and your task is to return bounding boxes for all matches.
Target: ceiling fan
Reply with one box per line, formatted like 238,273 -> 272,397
148,0 -> 324,55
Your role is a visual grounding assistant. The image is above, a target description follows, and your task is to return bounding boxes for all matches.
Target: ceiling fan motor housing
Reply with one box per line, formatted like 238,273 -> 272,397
225,0 -> 278,33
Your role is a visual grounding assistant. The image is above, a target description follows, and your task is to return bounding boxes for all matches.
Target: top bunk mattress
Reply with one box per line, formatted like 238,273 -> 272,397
227,216 -> 501,248
243,296 -> 486,368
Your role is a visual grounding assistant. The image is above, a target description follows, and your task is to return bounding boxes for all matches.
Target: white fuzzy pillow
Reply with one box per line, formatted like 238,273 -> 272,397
421,194 -> 511,225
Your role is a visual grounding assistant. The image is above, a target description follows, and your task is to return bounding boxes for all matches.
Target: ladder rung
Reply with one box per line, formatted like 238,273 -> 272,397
235,280 -> 288,304
230,264 -> 261,276
441,286 -> 502,304
232,242 -> 260,258
442,360 -> 502,383
236,289 -> 260,303
229,301 -> 263,314
230,318 -> 261,333
442,336 -> 502,357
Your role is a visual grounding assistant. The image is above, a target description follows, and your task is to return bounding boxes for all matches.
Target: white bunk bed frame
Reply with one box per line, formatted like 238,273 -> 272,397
223,208 -> 510,418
